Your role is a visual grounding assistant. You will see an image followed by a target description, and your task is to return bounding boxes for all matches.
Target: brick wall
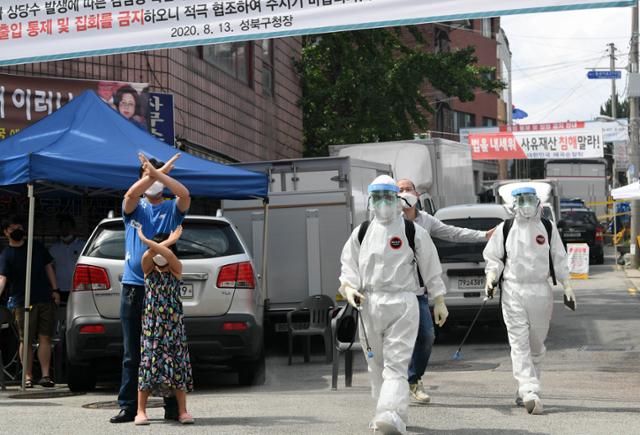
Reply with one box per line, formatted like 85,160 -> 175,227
1,37 -> 303,162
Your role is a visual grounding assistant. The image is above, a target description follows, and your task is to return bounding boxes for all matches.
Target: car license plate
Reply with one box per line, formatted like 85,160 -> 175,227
458,277 -> 485,289
180,283 -> 194,299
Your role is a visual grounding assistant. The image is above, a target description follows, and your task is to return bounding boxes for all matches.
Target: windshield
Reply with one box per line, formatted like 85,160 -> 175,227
560,210 -> 597,227
433,217 -> 503,263
84,220 -> 245,260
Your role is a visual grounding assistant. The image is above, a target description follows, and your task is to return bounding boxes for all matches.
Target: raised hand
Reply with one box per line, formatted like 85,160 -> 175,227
160,153 -> 181,174
138,153 -> 161,179
168,225 -> 183,243
137,226 -> 148,243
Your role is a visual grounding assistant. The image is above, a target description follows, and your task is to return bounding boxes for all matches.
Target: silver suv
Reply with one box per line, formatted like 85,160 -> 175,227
65,215 -> 264,391
432,204 -> 512,327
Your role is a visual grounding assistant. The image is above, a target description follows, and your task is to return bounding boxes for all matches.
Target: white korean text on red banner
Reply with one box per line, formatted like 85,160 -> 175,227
468,128 -> 604,160
0,0 -> 634,66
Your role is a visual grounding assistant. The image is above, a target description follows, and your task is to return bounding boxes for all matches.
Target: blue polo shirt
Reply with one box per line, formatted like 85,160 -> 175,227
122,198 -> 186,286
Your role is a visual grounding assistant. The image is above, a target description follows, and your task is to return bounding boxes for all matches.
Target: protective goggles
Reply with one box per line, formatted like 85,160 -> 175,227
514,193 -> 539,208
370,190 -> 398,204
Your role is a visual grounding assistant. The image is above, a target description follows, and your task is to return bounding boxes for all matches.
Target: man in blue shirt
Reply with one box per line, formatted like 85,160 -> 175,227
111,153 -> 190,424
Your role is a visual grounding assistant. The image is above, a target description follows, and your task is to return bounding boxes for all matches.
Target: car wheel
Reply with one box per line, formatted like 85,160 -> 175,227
66,362 -> 97,392
237,352 -> 266,386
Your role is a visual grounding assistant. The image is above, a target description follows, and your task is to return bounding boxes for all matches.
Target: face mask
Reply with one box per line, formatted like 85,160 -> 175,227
398,192 -> 418,209
145,181 -> 164,198
153,254 -> 168,267
9,229 -> 25,242
373,202 -> 398,222
518,204 -> 538,219
61,234 -> 74,243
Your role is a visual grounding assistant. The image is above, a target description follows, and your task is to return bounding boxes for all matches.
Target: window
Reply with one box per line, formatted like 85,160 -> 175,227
85,221 -> 244,260
434,217 -> 504,263
261,39 -> 275,96
483,117 -> 497,127
452,111 -> 475,133
482,18 -> 492,38
201,42 -> 253,85
434,27 -> 450,53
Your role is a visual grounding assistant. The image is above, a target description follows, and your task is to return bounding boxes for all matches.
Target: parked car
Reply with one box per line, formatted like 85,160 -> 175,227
432,204 -> 513,326
65,215 -> 265,391
557,207 -> 604,264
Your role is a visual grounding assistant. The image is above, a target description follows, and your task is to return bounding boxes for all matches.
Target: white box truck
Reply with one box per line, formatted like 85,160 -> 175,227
221,156 -> 392,332
329,138 -> 477,214
492,179 -> 561,223
544,159 -> 608,218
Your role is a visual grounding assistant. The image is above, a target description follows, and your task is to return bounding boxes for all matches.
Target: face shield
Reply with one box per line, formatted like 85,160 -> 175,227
368,190 -> 399,222
514,192 -> 540,218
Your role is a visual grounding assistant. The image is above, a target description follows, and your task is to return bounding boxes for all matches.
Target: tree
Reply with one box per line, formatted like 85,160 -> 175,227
296,28 -> 504,157
600,94 -> 629,118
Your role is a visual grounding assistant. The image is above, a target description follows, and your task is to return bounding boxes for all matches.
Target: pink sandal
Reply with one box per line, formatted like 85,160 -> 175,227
134,415 -> 150,426
179,413 -> 194,424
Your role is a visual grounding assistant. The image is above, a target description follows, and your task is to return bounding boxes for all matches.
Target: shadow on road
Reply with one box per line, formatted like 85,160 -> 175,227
408,427 -> 548,434
186,415 -> 323,427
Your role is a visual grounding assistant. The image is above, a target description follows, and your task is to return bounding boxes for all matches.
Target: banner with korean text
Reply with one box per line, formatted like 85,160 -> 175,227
468,128 -> 605,160
0,0 -> 634,66
0,73 -> 175,144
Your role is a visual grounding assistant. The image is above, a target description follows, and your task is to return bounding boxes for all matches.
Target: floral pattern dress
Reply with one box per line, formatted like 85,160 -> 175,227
138,270 -> 193,397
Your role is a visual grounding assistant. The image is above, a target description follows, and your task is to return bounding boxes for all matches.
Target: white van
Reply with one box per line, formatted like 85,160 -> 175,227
432,204 -> 513,326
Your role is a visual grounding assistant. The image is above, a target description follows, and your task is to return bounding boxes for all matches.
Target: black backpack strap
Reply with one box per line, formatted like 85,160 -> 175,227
357,220 -> 370,244
499,218 -> 514,283
403,219 -> 424,288
541,218 -> 557,285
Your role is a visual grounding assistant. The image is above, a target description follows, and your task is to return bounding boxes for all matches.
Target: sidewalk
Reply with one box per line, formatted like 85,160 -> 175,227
623,267 -> 640,297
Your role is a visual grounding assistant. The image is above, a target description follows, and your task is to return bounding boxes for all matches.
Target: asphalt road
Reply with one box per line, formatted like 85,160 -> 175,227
2,251 -> 639,435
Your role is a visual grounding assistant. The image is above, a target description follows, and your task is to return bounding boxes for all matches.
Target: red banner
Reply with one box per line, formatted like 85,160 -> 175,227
469,128 -> 604,160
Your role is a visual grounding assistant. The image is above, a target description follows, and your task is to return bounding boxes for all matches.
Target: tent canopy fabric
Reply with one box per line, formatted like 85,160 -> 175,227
0,90 -> 268,199
611,181 -> 640,200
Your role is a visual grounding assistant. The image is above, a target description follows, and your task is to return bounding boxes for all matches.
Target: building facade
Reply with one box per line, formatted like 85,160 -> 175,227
0,38 -> 303,163
414,18 -> 512,191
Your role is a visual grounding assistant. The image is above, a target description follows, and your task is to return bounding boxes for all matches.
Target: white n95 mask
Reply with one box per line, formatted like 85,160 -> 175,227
398,192 -> 418,209
153,254 -> 168,267
145,181 -> 164,197
373,202 -> 398,222
518,204 -> 538,219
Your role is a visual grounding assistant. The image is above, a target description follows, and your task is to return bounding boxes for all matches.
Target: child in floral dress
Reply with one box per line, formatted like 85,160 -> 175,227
135,225 -> 194,425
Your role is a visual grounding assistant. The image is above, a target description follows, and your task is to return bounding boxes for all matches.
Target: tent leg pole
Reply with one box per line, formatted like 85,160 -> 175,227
261,199 -> 270,304
21,184 -> 35,391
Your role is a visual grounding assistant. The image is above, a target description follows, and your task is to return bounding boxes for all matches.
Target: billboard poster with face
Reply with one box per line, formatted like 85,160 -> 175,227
0,73 -> 173,144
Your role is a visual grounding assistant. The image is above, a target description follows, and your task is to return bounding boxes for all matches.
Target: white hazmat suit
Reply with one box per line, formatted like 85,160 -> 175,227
339,176 -> 447,434
483,196 -> 571,415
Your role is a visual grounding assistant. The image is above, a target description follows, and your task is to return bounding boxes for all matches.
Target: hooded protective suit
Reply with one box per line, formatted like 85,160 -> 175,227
483,195 -> 569,413
339,176 -> 446,434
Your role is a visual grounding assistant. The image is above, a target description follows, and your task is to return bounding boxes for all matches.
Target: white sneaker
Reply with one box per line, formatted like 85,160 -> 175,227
409,381 -> 431,404
523,392 -> 543,415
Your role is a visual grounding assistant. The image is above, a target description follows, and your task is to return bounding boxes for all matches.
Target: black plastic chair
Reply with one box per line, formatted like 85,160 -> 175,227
0,306 -> 15,391
287,295 -> 334,365
331,304 -> 361,390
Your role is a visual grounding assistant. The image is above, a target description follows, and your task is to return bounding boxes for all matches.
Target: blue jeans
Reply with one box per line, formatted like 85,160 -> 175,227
408,294 -> 435,384
118,284 -> 178,414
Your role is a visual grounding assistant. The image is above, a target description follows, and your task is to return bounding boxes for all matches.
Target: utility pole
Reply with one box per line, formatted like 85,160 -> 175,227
609,43 -> 618,121
629,3 -> 640,267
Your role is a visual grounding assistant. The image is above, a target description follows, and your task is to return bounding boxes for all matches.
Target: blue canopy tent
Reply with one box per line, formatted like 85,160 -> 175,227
0,91 -> 270,389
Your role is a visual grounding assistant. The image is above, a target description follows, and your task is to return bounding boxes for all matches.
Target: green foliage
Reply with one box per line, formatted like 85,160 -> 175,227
296,28 -> 504,157
600,94 -> 629,118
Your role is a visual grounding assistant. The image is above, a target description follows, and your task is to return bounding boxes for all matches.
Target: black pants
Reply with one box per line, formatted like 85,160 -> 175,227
117,284 -> 178,414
